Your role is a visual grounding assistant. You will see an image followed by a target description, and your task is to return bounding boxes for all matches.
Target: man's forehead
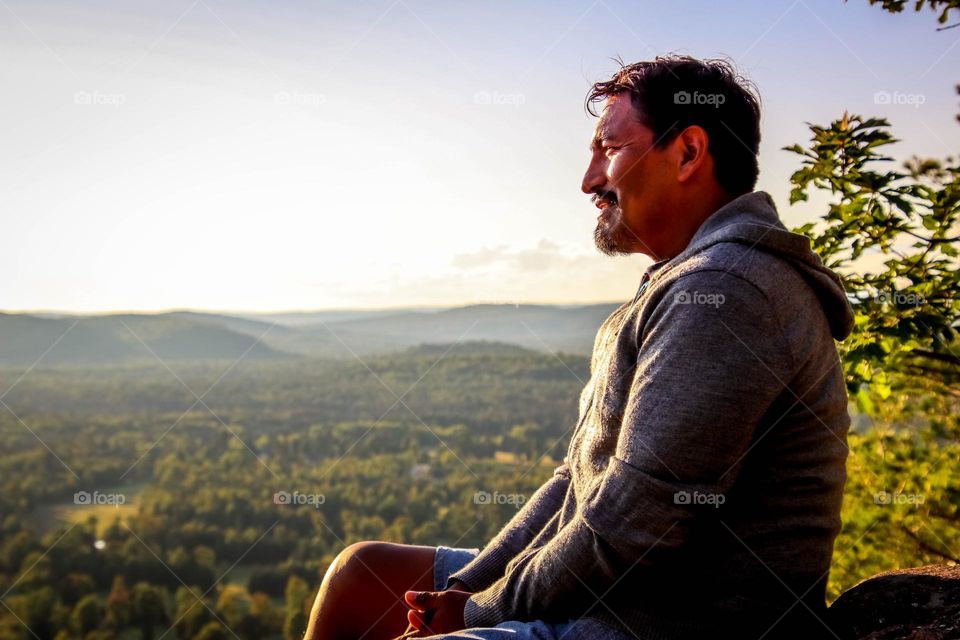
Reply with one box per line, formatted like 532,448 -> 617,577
594,95 -> 638,138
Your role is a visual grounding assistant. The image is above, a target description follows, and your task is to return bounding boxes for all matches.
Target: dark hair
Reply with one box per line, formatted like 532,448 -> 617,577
586,55 -> 762,195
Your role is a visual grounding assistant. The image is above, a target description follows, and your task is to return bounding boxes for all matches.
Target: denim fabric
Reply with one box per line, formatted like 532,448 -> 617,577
433,545 -> 482,592
422,545 -> 638,640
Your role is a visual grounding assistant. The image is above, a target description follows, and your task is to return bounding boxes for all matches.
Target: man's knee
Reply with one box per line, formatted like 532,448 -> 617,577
307,541 -> 392,639
324,540 -> 397,590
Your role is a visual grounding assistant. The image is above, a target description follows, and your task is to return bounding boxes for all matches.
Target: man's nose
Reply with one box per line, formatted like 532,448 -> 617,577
581,156 -> 606,195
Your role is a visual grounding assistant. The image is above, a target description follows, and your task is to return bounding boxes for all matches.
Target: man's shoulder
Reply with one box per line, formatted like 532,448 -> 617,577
649,240 -> 814,313
634,241 -> 837,377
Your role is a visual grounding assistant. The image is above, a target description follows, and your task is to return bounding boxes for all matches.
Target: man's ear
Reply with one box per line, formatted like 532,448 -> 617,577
675,125 -> 710,184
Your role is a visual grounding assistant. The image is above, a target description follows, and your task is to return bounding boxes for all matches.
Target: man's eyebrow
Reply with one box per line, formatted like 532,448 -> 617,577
590,124 -> 615,150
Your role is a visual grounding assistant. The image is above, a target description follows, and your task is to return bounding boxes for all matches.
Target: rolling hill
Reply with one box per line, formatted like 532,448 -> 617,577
0,302 -> 622,366
0,313 -> 287,365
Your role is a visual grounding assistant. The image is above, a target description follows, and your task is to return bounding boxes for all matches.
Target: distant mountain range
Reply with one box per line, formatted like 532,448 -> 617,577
0,303 -> 622,365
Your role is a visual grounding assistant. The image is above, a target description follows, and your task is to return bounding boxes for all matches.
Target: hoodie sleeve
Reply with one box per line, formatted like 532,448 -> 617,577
462,270 -> 797,626
444,461 -> 571,592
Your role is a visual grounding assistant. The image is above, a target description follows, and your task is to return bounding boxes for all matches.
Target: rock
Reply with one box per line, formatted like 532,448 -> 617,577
828,564 -> 960,639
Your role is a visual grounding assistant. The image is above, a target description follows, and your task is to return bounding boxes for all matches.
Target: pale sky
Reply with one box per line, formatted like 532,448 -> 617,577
2,0 -> 958,312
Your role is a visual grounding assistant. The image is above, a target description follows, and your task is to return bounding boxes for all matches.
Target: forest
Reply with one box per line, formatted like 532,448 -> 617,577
0,344 -> 586,640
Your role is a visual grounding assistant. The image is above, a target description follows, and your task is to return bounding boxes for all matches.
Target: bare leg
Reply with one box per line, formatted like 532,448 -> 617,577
304,541 -> 437,640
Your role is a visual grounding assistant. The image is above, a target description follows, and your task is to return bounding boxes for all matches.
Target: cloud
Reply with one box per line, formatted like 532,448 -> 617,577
451,238 -> 593,272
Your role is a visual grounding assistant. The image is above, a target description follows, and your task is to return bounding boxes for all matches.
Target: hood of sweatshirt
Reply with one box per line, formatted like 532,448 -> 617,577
653,190 -> 855,341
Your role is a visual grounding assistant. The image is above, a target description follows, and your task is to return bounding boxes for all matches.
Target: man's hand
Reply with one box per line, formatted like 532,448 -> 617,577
446,579 -> 472,593
403,589 -> 470,635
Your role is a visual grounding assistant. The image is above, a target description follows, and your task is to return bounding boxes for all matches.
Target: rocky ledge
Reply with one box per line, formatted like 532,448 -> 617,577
828,564 -> 960,639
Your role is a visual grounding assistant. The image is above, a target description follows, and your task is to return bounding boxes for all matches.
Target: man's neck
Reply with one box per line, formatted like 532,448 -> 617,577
652,189 -> 738,260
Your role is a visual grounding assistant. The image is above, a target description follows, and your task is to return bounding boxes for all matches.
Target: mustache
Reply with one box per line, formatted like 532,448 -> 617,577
591,190 -> 618,206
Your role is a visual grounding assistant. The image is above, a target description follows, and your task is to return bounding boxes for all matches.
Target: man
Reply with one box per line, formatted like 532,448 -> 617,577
304,55 -> 854,640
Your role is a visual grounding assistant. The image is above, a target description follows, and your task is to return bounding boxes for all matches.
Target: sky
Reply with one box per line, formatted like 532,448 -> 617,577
2,0 -> 958,313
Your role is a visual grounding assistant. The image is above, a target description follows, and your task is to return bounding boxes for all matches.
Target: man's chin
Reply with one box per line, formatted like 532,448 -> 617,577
594,220 -> 631,256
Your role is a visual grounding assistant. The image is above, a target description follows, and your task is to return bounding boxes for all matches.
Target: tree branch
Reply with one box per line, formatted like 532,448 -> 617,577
902,229 -> 960,244
913,349 -> 960,366
899,524 -> 960,564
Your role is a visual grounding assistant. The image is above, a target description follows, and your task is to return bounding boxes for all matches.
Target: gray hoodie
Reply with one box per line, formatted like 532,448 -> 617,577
447,191 -> 855,639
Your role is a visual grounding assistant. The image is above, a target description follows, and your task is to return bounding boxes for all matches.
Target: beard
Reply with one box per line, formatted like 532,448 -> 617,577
593,205 -> 632,256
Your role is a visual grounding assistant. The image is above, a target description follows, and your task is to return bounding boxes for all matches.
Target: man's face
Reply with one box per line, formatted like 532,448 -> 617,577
581,93 -> 675,258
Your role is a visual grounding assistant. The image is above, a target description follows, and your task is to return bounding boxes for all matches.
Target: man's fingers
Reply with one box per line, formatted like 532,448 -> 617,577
404,592 -> 439,632
407,607 -> 436,631
403,590 -> 438,610
407,608 -> 423,629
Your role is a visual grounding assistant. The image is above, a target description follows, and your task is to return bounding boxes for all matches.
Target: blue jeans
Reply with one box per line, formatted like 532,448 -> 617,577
419,545 -> 637,640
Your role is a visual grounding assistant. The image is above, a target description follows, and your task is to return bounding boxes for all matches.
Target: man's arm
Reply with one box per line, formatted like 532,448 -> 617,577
461,271 -> 796,626
443,460 -> 572,593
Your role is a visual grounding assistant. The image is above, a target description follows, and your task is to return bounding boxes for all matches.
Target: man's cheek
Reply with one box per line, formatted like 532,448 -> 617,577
606,158 -> 622,183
